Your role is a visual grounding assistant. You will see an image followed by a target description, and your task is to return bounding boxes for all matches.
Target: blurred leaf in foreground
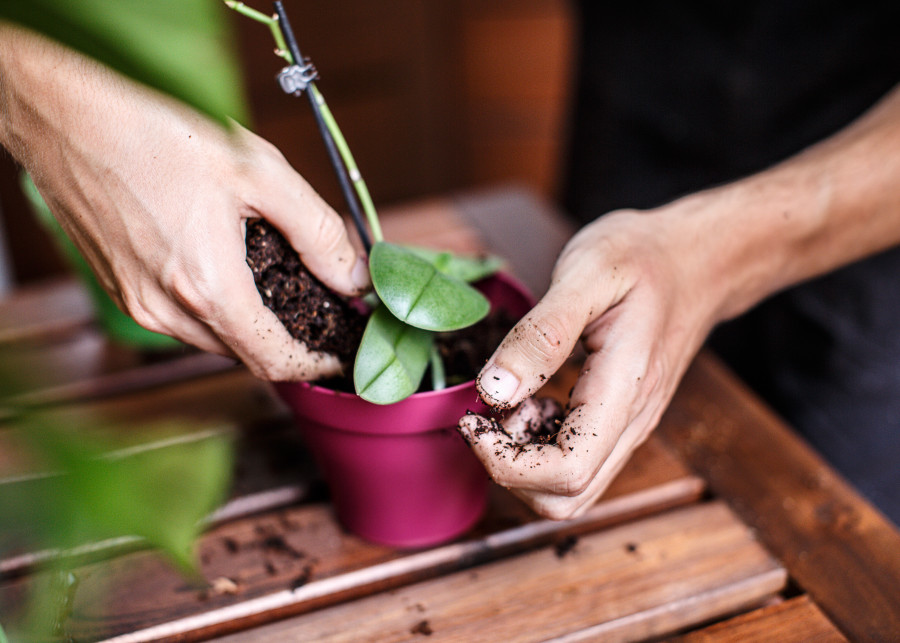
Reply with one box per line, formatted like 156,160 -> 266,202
0,0 -> 248,125
1,417 -> 233,576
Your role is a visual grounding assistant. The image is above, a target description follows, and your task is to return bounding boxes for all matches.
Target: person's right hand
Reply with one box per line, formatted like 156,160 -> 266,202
459,203 -> 727,519
0,24 -> 370,381
458,83 -> 900,520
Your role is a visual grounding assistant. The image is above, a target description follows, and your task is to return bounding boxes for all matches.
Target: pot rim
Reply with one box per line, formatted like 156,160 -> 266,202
283,374 -> 478,402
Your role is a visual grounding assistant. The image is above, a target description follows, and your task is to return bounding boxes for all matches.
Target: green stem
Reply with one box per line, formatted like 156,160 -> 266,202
429,344 -> 446,391
224,1 -> 383,243
223,2 -> 292,63
224,1 -> 271,25
309,85 -> 383,243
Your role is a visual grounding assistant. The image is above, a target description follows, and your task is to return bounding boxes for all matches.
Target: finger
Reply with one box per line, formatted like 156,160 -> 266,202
118,279 -> 236,357
500,397 -> 565,444
461,298 -> 662,501
513,400 -> 661,520
245,137 -> 369,297
155,227 -> 343,382
476,282 -> 599,411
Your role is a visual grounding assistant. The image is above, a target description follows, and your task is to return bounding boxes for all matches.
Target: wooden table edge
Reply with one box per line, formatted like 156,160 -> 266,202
659,350 -> 900,640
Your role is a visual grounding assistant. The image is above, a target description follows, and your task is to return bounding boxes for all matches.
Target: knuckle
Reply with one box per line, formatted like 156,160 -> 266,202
245,350 -> 292,382
559,461 -> 594,497
124,299 -> 166,335
166,266 -> 216,321
534,497 -> 581,521
242,129 -> 285,164
512,313 -> 572,366
311,212 -> 347,255
257,361 -> 293,383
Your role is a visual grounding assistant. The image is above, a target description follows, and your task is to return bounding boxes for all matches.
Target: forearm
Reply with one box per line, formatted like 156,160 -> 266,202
0,22 -> 211,187
1,23 -> 109,168
663,84 -> 900,323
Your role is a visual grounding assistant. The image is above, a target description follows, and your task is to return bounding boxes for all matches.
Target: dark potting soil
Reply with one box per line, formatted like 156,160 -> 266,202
245,217 -> 518,391
311,308 -> 518,395
463,398 -> 566,454
245,219 -> 365,364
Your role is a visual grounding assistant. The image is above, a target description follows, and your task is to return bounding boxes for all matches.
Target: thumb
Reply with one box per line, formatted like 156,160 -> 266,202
477,282 -> 591,410
242,131 -> 370,297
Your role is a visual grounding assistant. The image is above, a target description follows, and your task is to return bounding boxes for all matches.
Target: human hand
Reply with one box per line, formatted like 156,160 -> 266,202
0,27 -> 369,381
459,206 -> 724,519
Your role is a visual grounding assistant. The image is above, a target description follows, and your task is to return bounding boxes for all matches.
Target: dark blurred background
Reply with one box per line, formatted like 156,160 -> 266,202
0,0 -> 576,291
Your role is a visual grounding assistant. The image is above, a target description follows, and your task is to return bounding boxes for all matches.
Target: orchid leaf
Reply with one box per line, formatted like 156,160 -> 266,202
403,246 -> 503,283
0,0 -> 248,125
370,242 -> 490,332
354,304 -> 434,404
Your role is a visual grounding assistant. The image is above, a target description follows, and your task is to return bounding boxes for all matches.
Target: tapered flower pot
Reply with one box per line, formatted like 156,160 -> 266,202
275,273 -> 533,548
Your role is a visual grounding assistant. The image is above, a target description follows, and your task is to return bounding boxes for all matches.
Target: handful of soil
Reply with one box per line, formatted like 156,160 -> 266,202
245,218 -> 515,389
245,219 -> 365,364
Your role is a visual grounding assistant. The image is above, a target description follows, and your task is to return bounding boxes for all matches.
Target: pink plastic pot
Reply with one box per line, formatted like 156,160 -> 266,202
275,273 -> 534,548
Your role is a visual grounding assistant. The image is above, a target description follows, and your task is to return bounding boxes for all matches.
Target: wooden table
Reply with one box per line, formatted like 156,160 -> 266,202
1,187 -> 898,642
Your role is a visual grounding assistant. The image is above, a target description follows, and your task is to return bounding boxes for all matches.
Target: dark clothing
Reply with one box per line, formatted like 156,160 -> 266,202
564,1 -> 900,524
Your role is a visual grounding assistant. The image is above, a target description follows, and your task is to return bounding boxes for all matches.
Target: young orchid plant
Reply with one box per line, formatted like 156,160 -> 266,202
228,1 -> 501,405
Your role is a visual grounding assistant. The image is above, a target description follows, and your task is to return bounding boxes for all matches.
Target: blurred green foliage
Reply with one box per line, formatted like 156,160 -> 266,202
0,0 -> 245,635
0,0 -> 249,125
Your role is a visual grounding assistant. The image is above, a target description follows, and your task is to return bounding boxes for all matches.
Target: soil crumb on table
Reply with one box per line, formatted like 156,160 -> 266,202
411,619 -> 434,636
554,534 -> 579,558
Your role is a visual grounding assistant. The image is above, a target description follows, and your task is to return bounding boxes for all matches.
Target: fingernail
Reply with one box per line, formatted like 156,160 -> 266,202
351,256 -> 371,291
479,364 -> 520,408
456,416 -> 474,443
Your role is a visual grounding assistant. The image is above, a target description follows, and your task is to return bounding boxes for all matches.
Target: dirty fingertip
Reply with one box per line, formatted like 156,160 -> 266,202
477,363 -> 520,409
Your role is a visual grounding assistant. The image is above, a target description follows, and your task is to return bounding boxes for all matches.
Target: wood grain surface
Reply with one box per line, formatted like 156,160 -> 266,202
2,189 -> 898,642
671,595 -> 847,643
659,353 -> 900,642
206,502 -> 784,643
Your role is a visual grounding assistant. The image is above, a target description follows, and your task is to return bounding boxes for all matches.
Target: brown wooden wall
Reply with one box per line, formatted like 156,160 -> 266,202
0,0 -> 576,287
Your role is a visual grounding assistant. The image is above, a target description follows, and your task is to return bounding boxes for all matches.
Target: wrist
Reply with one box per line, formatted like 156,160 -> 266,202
657,162 -> 828,325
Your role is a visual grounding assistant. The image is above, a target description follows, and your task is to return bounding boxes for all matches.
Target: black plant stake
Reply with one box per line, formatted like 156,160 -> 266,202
271,1 -> 372,251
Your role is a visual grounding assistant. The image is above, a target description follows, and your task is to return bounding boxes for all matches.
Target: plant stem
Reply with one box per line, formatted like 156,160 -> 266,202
429,344 -> 446,391
224,1 -> 379,249
224,2 -> 290,60
309,85 -> 383,243
271,2 -> 382,246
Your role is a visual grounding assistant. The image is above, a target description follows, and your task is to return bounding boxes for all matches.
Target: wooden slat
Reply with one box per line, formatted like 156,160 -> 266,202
205,502 -> 784,643
0,350 -> 236,412
0,367 -> 285,434
0,277 -> 93,345
0,434 -> 703,642
670,595 -> 847,642
658,351 -> 900,641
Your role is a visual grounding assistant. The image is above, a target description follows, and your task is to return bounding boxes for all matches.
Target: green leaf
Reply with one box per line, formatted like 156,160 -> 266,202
370,242 -> 490,332
354,304 -> 434,404
0,0 -> 249,125
5,420 -> 233,575
403,245 -> 504,283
